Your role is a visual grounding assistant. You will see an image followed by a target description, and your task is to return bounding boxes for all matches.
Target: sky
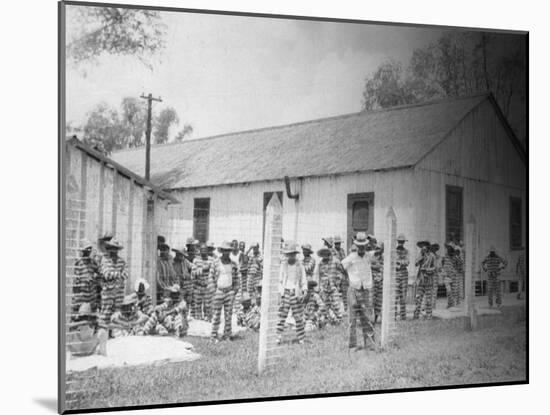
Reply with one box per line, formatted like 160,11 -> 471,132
66,7 -> 445,140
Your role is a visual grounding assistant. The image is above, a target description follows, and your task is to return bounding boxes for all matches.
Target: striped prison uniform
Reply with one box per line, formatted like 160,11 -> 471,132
136,293 -> 154,316
236,305 -> 261,331
395,248 -> 409,320
156,258 -> 177,303
313,258 -> 343,323
482,254 -> 508,306
277,261 -> 307,341
209,258 -> 239,339
432,253 -> 442,309
334,249 -> 350,312
246,253 -> 263,299
303,290 -> 326,331
302,256 -> 316,280
239,251 -> 249,296
413,252 -> 436,319
348,287 -> 374,348
110,309 -> 148,337
371,254 -> 384,320
97,256 -> 128,329
192,256 -> 213,320
142,299 -> 188,337
442,254 -> 459,307
173,258 -> 194,311
516,252 -> 526,297
455,251 -> 465,301
72,257 -> 100,318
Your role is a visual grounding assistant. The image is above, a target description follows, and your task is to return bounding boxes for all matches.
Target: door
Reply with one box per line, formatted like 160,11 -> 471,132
347,193 -> 374,249
445,185 -> 463,244
193,198 -> 210,243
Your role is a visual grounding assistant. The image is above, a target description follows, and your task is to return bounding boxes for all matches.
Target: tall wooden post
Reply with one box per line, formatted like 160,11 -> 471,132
381,207 -> 397,347
465,215 -> 478,330
258,194 -> 283,375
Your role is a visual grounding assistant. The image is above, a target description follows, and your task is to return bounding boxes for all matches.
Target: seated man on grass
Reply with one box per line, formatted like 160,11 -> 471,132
110,294 -> 149,337
142,285 -> 188,338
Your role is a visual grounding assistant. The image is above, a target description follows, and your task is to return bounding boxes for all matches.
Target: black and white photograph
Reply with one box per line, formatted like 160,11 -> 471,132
59,1 -> 527,412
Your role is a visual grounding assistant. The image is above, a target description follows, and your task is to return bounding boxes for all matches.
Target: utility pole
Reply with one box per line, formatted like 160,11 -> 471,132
140,93 -> 162,181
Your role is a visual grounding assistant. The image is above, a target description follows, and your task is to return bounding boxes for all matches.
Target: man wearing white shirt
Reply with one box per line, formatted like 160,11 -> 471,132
341,232 -> 375,351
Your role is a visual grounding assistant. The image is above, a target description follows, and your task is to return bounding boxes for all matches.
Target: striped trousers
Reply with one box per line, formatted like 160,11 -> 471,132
192,282 -> 209,320
348,287 -> 374,348
395,269 -> 408,320
142,312 -> 188,337
97,286 -> 118,329
373,278 -> 383,318
211,288 -> 235,339
487,273 -> 502,306
320,286 -> 343,323
413,274 -> 434,319
276,289 -> 305,341
181,279 -> 194,314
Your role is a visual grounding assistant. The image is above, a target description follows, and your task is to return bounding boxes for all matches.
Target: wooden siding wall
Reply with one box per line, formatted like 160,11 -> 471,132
65,143 -> 168,292
163,170 -> 419,277
415,99 -> 527,281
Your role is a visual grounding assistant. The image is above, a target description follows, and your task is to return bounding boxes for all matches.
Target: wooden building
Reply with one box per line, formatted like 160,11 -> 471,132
112,93 -> 526,289
64,137 -> 179,296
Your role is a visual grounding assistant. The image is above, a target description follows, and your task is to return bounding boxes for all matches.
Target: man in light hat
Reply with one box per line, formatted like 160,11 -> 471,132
333,236 -> 346,261
172,247 -> 193,312
97,238 -> 128,331
156,242 -> 177,303
301,243 -> 316,281
134,278 -> 154,316
142,285 -> 188,337
313,245 -> 344,325
276,242 -> 307,344
192,243 -> 214,320
209,241 -> 240,341
246,243 -> 263,300
482,246 -> 508,308
413,241 -> 436,319
341,232 -> 375,351
395,234 -> 410,320
72,242 -> 100,320
110,294 -> 149,337
206,241 -> 217,260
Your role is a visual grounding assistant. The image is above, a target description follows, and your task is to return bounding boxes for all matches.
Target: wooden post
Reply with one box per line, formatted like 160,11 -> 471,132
465,215 -> 478,330
381,207 -> 397,348
258,194 -> 283,375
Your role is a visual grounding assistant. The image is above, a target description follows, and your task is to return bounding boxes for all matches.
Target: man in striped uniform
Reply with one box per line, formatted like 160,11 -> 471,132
301,244 -> 316,281
333,236 -> 349,312
395,234 -> 409,320
192,243 -> 214,320
172,247 -> 193,312
413,240 -> 436,319
210,241 -> 240,342
303,280 -> 327,332
156,243 -> 177,303
516,249 -> 525,300
341,232 -> 375,351
239,241 -> 249,295
482,246 -> 508,308
442,243 -> 459,308
134,278 -> 154,316
110,294 -> 149,337
185,237 -> 198,263
313,246 -> 344,324
97,239 -> 128,331
276,242 -> 307,345
430,243 -> 442,310
72,242 -> 100,319
142,285 -> 188,337
246,243 -> 263,300
371,242 -> 384,324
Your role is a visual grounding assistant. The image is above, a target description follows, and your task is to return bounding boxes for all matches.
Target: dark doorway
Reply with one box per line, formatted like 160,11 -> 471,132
347,193 -> 374,249
446,185 -> 463,244
193,198 -> 210,243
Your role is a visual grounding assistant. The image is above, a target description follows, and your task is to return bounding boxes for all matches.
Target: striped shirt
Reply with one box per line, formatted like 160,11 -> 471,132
313,258 -> 342,291
441,254 -> 457,281
136,293 -> 154,315
209,258 -> 240,291
192,256 -> 213,286
73,257 -> 100,311
157,258 -> 176,293
154,299 -> 187,319
99,255 -> 128,282
396,248 -> 410,270
247,253 -> 263,289
173,258 -> 192,286
482,254 -> 507,274
302,256 -> 316,279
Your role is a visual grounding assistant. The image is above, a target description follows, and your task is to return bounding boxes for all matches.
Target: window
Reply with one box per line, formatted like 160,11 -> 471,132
446,185 -> 463,244
352,201 -> 370,230
347,193 -> 374,248
193,198 -> 210,243
510,197 -> 522,250
262,191 -> 283,248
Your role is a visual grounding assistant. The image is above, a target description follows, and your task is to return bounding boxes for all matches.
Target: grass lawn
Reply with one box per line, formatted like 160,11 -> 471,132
67,306 -> 526,411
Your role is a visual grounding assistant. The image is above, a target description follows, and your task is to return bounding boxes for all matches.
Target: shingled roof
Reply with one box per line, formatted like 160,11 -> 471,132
112,94 -> 490,190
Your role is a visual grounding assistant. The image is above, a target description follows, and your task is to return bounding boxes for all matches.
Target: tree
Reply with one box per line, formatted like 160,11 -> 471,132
66,6 -> 166,68
81,102 -> 127,154
120,97 -> 147,148
175,125 -> 194,142
153,107 -> 179,145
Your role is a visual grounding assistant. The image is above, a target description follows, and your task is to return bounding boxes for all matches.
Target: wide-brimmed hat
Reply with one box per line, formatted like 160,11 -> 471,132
218,241 -> 233,251
158,242 -> 170,251
416,240 -> 431,248
98,233 -> 113,242
317,246 -> 332,256
105,238 -> 123,250
301,243 -> 312,252
79,241 -> 93,252
353,232 -> 369,246
430,243 -> 440,252
206,241 -> 216,249
397,234 -> 407,242
134,277 -> 150,292
171,247 -> 187,256
307,280 -> 318,289
185,237 -> 198,245
322,236 -> 334,245
250,242 -> 260,249
122,293 -> 138,306
283,242 -> 300,255
333,236 -> 343,243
